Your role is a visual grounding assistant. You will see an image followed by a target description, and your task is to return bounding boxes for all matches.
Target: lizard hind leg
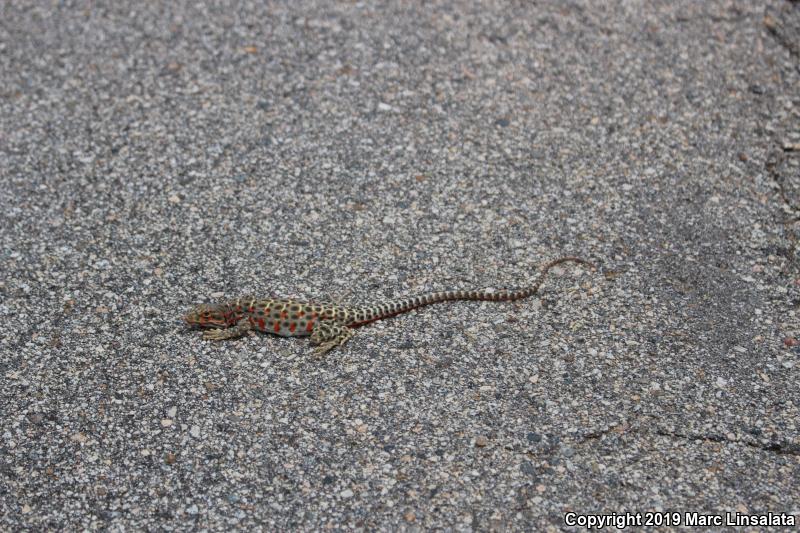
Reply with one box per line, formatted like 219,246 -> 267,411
310,322 -> 355,356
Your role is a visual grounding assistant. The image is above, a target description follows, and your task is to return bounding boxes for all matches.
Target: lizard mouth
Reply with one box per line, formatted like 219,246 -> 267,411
187,315 -> 229,328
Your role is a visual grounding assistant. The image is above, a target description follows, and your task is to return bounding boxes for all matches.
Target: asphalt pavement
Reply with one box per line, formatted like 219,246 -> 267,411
2,1 -> 798,530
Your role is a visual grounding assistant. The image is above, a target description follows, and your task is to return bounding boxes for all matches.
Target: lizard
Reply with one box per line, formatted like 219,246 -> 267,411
184,256 -> 595,356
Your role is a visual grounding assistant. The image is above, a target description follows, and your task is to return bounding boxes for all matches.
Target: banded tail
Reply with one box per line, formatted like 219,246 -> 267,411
349,256 -> 595,325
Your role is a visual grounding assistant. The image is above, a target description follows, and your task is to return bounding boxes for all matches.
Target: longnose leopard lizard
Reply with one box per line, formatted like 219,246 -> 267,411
184,256 -> 595,355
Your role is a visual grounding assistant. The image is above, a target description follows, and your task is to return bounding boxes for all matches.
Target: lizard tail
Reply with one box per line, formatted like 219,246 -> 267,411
509,256 -> 596,301
354,256 -> 596,323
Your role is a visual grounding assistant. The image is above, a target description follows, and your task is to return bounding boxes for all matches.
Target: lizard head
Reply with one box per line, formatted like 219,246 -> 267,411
184,303 -> 236,328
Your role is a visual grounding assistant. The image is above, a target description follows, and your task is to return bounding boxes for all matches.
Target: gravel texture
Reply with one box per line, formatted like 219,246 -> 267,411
2,1 -> 799,530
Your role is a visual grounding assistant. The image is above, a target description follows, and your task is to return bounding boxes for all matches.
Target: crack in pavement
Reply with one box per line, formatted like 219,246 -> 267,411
576,422 -> 800,458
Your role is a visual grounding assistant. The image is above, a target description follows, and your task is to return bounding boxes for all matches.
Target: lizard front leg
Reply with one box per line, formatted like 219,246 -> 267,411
310,321 -> 355,356
203,318 -> 253,341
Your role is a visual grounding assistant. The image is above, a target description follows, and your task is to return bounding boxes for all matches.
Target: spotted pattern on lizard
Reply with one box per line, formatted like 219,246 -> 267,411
184,256 -> 595,356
